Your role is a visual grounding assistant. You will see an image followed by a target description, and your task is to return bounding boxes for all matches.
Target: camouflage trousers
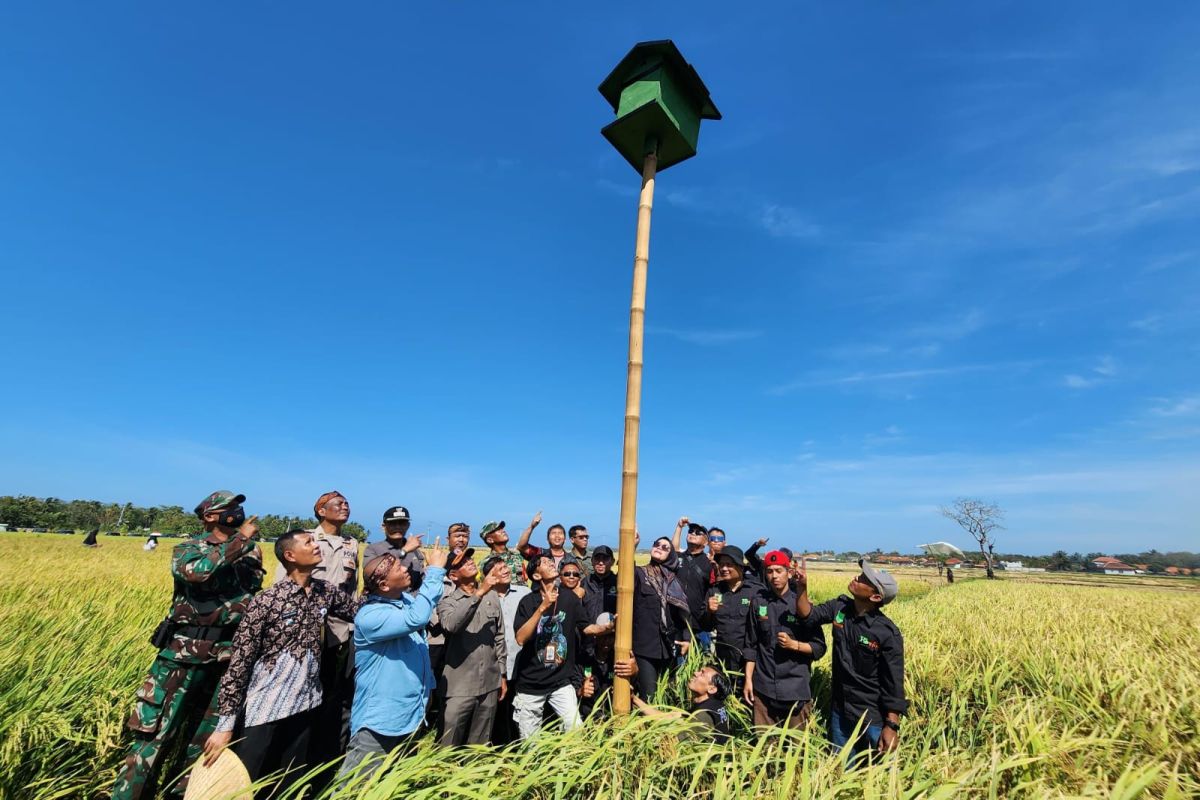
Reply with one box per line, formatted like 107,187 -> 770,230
111,656 -> 226,800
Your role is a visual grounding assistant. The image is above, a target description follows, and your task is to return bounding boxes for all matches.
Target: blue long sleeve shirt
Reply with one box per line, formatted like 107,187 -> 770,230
350,566 -> 446,737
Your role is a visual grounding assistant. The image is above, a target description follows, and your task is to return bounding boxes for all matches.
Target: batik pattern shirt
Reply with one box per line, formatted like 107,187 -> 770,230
215,577 -> 359,731
273,530 -> 360,644
162,532 -> 265,665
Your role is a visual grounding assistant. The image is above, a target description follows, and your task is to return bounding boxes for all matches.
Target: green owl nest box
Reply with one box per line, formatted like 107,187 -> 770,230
599,40 -> 721,173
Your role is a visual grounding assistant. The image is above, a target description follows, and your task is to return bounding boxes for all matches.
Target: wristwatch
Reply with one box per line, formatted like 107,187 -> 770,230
883,719 -> 900,732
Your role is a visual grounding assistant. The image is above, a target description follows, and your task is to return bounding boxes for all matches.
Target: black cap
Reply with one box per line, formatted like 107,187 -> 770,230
382,506 -> 410,523
592,545 -> 615,559
686,522 -> 709,536
715,545 -> 746,569
448,548 -> 476,572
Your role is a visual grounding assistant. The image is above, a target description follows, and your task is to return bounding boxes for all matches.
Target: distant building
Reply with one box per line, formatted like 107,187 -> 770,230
999,561 -> 1046,572
1101,561 -> 1138,575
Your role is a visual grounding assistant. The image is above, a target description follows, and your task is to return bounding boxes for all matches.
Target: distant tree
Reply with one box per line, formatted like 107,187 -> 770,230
1049,550 -> 1071,571
940,498 -> 1004,579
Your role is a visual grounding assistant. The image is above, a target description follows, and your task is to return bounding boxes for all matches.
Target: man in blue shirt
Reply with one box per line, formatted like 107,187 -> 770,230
339,539 -> 448,780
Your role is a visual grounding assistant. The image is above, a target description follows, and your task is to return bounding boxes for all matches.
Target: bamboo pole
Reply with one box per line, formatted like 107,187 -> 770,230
613,147 -> 657,715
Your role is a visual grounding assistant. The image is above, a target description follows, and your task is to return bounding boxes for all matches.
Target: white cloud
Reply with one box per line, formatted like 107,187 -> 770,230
1150,395 -> 1200,417
1093,355 -> 1118,377
759,204 -> 821,239
770,361 -> 1034,395
1062,356 -> 1118,389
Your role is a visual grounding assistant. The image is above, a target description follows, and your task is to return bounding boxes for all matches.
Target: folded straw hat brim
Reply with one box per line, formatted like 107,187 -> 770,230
183,748 -> 253,800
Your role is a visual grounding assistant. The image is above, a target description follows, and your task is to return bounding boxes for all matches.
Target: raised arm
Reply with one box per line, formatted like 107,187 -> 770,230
795,571 -> 812,618
173,532 -> 256,584
515,584 -> 557,646
671,516 -> 688,552
515,510 -> 543,554
437,591 -> 484,634
357,567 -> 446,643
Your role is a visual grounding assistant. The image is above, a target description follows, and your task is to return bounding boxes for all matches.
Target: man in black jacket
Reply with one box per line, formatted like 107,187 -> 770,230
671,517 -> 714,651
797,558 -> 907,759
743,550 -> 826,729
582,546 -> 617,621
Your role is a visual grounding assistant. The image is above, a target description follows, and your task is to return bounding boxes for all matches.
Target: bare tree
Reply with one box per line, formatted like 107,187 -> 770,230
939,498 -> 1004,579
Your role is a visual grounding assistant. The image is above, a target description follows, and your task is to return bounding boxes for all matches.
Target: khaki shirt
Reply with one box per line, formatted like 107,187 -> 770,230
436,586 -> 506,697
275,528 -> 360,645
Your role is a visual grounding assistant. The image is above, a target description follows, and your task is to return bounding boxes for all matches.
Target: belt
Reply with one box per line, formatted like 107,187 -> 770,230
175,623 -> 237,642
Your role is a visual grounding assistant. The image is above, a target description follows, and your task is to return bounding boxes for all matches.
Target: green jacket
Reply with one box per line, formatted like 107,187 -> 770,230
159,531 -> 264,664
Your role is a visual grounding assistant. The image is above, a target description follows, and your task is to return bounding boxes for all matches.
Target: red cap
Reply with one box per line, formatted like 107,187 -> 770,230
763,550 -> 790,568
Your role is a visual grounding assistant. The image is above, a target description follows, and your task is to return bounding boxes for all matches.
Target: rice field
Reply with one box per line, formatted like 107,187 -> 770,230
1,533 -> 1197,799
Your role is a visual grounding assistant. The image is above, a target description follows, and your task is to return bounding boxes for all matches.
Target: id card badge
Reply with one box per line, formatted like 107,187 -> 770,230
542,644 -> 557,666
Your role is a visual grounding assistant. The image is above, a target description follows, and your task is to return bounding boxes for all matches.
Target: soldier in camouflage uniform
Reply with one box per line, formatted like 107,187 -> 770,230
111,490 -> 264,800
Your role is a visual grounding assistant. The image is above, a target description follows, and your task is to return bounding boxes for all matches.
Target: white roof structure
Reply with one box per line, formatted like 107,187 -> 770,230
918,541 -> 966,557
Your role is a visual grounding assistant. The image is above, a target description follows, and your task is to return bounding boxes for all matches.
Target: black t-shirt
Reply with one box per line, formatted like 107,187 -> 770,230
688,696 -> 731,743
512,587 -> 587,694
676,550 -> 714,625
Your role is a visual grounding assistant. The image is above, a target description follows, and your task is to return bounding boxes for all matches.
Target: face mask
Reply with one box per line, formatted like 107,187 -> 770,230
218,506 -> 245,530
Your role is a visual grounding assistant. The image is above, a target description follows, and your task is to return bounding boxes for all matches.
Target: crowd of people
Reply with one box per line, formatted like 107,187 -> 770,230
111,489 -> 908,800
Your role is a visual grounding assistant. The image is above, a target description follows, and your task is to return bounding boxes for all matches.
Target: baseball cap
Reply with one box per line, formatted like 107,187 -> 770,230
686,522 -> 709,536
193,491 -> 245,519
382,506 -> 410,523
762,550 -> 791,568
447,548 -> 476,572
858,559 -> 899,605
592,545 -> 615,560
480,520 -> 505,540
481,555 -> 507,575
715,545 -> 746,569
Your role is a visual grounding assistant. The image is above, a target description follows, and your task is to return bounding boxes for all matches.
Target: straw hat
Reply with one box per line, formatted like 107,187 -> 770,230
183,749 -> 252,800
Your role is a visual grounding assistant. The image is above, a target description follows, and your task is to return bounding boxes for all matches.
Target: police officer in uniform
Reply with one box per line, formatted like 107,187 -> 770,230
111,490 -> 263,800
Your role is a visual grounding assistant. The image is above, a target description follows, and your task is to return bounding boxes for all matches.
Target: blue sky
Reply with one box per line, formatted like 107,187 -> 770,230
2,3 -> 1197,554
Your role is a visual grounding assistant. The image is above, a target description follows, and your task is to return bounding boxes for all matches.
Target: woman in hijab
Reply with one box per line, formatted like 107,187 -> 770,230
82,529 -> 101,547
631,536 -> 693,699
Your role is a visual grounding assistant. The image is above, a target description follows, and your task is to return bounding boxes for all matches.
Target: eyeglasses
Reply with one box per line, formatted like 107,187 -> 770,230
574,534 -> 590,539
708,536 -> 726,543
561,571 -> 582,578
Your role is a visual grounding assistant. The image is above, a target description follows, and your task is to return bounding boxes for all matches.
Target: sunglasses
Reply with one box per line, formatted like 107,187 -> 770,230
708,536 -> 726,543
573,533 -> 590,539
561,571 -> 582,578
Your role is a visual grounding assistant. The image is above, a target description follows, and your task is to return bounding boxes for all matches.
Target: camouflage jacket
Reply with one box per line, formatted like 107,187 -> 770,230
159,531 -> 265,665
